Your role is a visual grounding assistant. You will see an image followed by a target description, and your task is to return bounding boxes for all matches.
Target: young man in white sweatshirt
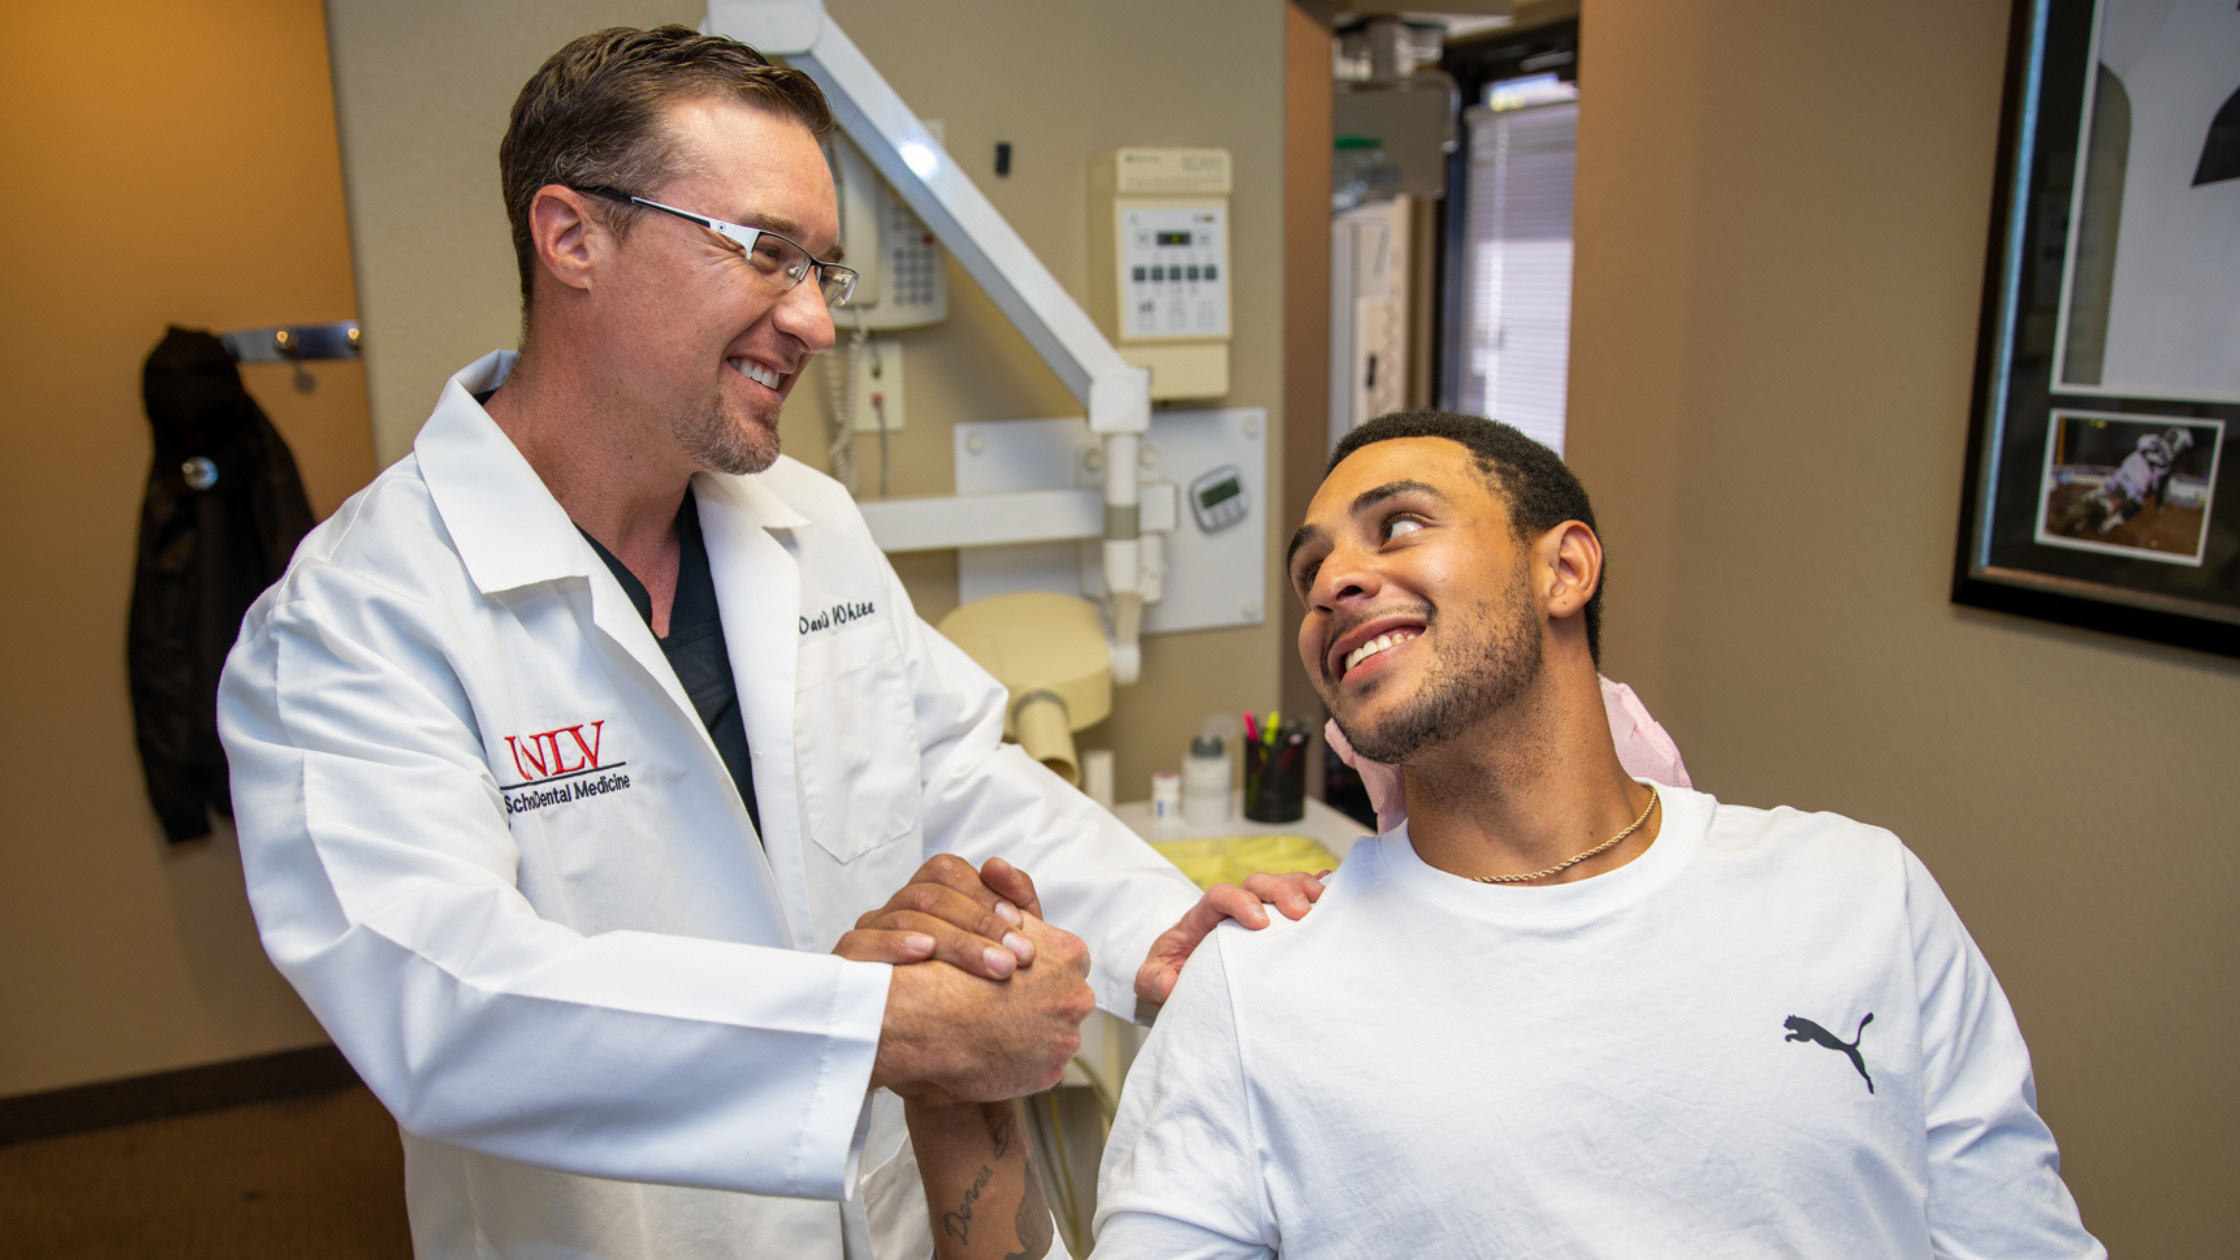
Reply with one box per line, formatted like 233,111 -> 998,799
1076,411 -> 2104,1259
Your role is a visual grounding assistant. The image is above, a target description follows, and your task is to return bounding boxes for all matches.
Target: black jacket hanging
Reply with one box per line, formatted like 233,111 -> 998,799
129,326 -> 315,843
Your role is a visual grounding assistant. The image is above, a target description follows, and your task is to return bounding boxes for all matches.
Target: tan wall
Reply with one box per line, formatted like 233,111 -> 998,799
1567,1 -> 2240,1253
1279,0 -> 1335,752
326,0 -> 1291,800
323,0 -> 705,462
0,0 -> 374,1095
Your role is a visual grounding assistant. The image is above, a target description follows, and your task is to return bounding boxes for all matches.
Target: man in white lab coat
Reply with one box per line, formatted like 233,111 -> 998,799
218,26 -> 1288,1260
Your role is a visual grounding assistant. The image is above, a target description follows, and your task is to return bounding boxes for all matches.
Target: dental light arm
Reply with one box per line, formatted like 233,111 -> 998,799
706,0 -> 1152,682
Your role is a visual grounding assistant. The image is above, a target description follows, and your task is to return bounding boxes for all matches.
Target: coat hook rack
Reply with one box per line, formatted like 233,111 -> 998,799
220,320 -> 362,363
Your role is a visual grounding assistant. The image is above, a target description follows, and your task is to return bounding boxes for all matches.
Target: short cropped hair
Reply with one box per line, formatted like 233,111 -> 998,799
499,25 -> 835,317
1330,410 -> 1605,664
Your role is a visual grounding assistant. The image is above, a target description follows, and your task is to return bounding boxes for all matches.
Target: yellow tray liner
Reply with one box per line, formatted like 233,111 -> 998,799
1148,834 -> 1343,892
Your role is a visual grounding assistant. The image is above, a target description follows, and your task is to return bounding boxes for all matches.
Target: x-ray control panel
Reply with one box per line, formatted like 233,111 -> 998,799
1090,147 -> 1232,400
1120,207 -> 1229,340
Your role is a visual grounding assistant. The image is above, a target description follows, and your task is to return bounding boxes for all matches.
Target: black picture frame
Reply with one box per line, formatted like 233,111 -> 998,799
1953,0 -> 2240,657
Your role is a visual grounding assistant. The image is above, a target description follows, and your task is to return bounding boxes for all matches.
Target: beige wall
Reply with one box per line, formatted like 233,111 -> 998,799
323,0 -> 704,462
326,0 -> 1291,799
1568,1 -> 2240,1253
0,0 -> 374,1095
1279,0 -> 1336,749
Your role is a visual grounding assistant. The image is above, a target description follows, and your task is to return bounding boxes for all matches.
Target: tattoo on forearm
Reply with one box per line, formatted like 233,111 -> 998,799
942,1163 -> 995,1245
1004,1150 -> 1055,1260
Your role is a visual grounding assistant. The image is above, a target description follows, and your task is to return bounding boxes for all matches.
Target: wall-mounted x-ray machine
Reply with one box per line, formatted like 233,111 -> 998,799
707,1 -> 1263,687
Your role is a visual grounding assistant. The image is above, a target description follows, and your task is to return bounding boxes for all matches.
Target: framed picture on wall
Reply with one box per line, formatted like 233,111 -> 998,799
1954,0 -> 2240,656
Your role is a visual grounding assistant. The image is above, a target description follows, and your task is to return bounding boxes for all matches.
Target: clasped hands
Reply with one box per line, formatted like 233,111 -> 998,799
836,854 -> 1325,1104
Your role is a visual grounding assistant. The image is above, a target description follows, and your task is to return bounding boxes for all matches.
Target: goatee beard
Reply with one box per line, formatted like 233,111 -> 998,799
1331,570 -> 1543,766
675,396 -> 780,476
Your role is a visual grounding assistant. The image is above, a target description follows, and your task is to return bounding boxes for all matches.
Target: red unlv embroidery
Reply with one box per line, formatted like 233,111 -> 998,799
499,720 -> 631,817
504,721 -> 606,784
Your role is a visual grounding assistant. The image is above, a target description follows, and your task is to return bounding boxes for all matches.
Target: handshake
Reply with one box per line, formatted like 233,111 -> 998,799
838,854 -> 1096,1102
836,853 -> 1325,1103
841,856 -> 1323,1260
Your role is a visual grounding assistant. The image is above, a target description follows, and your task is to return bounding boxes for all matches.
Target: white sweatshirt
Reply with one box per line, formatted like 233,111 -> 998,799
1092,786 -> 2102,1259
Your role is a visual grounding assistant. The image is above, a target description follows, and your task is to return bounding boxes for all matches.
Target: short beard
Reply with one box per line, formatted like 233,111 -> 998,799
1332,565 -> 1543,765
674,395 -> 780,476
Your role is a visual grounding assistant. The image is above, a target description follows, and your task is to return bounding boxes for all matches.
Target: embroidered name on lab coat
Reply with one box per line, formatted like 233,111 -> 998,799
500,720 -> 633,815
799,600 -> 877,636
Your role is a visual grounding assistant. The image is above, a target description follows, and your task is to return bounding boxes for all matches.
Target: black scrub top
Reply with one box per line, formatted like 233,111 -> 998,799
577,490 -> 763,838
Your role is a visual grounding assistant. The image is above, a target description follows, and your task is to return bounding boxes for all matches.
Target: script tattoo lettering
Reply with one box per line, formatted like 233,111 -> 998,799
942,1163 -> 995,1244
989,1110 -> 1016,1159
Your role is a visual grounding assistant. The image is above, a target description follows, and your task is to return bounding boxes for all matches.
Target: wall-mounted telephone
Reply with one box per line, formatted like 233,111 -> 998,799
821,132 -> 947,498
829,133 -> 947,332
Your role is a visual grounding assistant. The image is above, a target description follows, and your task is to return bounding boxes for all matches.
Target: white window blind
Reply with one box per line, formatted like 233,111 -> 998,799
1455,99 -> 1577,454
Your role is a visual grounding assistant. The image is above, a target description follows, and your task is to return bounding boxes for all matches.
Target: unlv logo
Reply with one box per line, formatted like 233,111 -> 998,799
504,721 -> 606,784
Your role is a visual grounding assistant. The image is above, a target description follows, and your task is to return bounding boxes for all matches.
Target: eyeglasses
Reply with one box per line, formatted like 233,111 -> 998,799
573,185 -> 859,308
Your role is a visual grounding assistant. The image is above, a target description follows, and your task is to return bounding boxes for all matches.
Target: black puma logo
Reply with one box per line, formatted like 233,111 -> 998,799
1784,1013 -> 1874,1093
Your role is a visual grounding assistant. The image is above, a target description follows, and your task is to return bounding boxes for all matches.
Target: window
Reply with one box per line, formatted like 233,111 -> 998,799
1452,84 -> 1578,454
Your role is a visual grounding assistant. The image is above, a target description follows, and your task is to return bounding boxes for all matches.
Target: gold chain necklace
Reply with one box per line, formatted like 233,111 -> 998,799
1470,784 -> 1660,885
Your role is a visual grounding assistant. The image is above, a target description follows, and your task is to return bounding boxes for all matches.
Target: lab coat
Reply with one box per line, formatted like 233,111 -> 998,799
218,351 -> 1203,1259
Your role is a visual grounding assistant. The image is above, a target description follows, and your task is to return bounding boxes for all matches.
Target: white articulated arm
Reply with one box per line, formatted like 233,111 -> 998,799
707,0 -> 1151,681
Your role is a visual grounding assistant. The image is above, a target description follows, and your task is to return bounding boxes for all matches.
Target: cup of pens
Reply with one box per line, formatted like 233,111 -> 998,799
1242,712 -> 1308,824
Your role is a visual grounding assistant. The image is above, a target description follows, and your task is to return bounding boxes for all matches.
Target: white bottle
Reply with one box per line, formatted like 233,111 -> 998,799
1181,735 -> 1230,829
1150,771 -> 1183,825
